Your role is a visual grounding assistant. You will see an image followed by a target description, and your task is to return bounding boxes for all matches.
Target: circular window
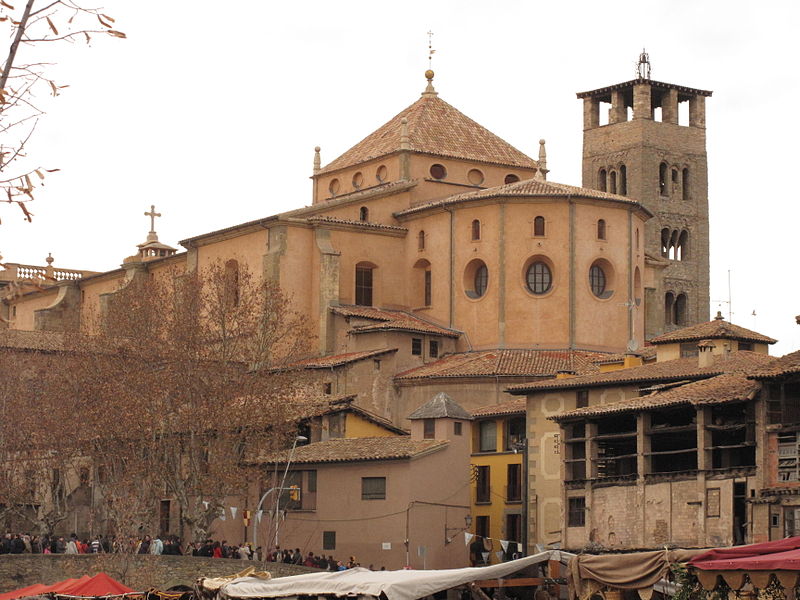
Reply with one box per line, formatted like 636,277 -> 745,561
430,164 -> 447,180
589,265 -> 606,297
463,259 -> 489,299
468,169 -> 484,185
526,262 -> 552,295
328,178 -> 340,196
352,172 -> 363,189
504,174 -> 520,184
376,165 -> 388,182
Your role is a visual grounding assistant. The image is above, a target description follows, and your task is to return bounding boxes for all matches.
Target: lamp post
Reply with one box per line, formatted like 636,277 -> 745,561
253,435 -> 307,558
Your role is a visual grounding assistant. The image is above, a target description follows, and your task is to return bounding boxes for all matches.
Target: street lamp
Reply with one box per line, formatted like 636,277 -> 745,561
253,435 -> 307,557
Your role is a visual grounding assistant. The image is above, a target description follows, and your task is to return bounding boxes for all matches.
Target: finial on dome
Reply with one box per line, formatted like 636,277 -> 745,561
313,146 -> 321,174
422,69 -> 438,97
45,252 -> 54,265
534,139 -> 549,181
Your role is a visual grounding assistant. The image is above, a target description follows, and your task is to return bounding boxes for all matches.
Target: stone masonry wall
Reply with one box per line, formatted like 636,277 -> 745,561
0,555 -> 314,593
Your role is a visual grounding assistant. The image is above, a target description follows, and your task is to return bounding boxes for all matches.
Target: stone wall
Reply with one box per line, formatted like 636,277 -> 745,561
0,555 -> 314,593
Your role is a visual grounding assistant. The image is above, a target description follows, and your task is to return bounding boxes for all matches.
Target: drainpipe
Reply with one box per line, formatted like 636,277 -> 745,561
568,196 -> 576,348
446,207 -> 456,328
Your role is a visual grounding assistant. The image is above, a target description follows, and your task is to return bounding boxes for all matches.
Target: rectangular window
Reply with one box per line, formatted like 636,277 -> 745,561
475,515 -> 490,539
505,513 -> 521,545
424,270 -> 432,306
504,417 -> 525,451
506,463 -> 521,502
362,477 -> 386,500
479,421 -> 497,452
476,466 -> 490,503
454,422 -> 462,436
429,340 -> 439,358
322,531 -> 336,550
576,390 -> 589,409
785,508 -> 800,538
411,338 -> 423,356
423,418 -> 435,439
159,500 -> 170,536
568,497 -> 586,527
355,266 -> 373,306
373,359 -> 381,371
323,382 -> 332,395
739,342 -> 753,351
680,342 -> 699,358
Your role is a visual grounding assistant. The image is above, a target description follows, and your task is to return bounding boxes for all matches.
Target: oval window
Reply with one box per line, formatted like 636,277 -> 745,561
526,262 -> 552,295
589,264 -> 606,297
430,164 -> 447,180
464,259 -> 489,299
352,172 -> 364,189
468,169 -> 484,185
474,264 -> 488,297
329,178 -> 340,196
376,165 -> 388,182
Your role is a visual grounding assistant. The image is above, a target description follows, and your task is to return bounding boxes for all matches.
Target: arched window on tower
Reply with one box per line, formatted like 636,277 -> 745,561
661,228 -> 671,258
665,292 -> 675,326
597,219 -> 606,240
682,168 -> 690,199
471,219 -> 481,241
418,230 -> 426,251
609,171 -> 617,194
659,163 -> 668,196
355,262 -> 375,306
619,164 -> 627,196
668,230 -> 679,260
224,259 -> 240,308
599,168 -> 607,192
671,168 -> 679,196
359,206 -> 369,222
533,216 -> 546,237
674,293 -> 687,325
414,259 -> 432,307
677,230 -> 689,261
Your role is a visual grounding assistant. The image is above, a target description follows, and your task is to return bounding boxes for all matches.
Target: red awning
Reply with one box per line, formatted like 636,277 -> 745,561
689,537 -> 800,571
0,573 -> 136,600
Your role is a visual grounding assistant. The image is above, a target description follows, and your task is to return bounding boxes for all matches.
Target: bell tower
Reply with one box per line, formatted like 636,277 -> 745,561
577,51 -> 711,339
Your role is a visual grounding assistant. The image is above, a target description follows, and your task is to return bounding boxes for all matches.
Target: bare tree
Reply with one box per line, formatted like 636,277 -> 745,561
0,0 -> 124,222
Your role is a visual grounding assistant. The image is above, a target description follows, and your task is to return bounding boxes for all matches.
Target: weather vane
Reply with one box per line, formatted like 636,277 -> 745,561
427,30 -> 435,70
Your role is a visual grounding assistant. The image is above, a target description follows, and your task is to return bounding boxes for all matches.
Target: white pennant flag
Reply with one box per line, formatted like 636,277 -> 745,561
256,510 -> 263,523
464,532 -> 474,546
230,506 -> 238,520
500,540 -> 509,552
202,501 -> 209,510
218,507 -> 226,521
481,552 -> 490,564
496,551 -> 504,561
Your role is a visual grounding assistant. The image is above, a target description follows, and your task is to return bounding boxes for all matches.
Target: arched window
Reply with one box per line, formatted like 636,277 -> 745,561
674,293 -> 687,326
682,168 -> 690,199
597,219 -> 606,240
599,168 -> 607,192
665,292 -> 675,325
471,219 -> 481,241
609,171 -> 617,194
533,216 -> 545,237
474,264 -> 488,297
418,230 -> 425,251
668,230 -> 679,260
359,206 -> 369,222
659,163 -> 668,196
589,264 -> 606,297
526,262 -> 552,295
424,269 -> 432,306
355,263 -> 374,306
677,230 -> 689,261
619,165 -> 627,196
504,174 -> 520,184
224,259 -> 240,308
661,228 -> 671,257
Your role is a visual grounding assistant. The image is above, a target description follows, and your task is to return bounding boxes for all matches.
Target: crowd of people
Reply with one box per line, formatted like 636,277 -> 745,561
1,533 -> 378,570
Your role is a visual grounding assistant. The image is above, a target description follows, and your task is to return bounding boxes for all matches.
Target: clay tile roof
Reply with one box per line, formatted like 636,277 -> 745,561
649,318 -> 777,345
395,349 -> 606,381
292,348 -> 397,369
395,178 -> 648,217
471,397 -> 526,418
748,350 -> 800,380
259,437 -> 448,465
331,305 -> 461,338
508,351 -> 776,394
551,373 -> 761,421
407,392 -> 473,420
296,395 -> 408,435
592,347 -> 657,365
318,94 -> 537,175
0,329 -> 65,352
306,216 -> 408,233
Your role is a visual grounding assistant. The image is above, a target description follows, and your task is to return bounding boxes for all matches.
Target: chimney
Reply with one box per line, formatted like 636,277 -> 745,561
697,339 -> 715,368
623,352 -> 643,369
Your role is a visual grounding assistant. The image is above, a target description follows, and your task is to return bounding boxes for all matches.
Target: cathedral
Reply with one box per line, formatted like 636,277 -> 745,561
2,55 -> 711,424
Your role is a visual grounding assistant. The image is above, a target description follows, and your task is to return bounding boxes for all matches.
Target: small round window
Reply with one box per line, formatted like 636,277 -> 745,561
352,172 -> 364,189
468,169 -> 484,185
430,164 -> 447,180
589,264 -> 606,297
376,165 -> 388,182
526,262 -> 552,295
329,178 -> 340,196
504,174 -> 520,184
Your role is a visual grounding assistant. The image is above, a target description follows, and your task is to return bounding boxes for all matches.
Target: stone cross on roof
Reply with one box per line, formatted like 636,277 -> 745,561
144,204 -> 161,234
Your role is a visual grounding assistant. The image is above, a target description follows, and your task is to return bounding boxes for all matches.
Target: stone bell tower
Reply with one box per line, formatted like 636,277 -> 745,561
577,51 -> 711,339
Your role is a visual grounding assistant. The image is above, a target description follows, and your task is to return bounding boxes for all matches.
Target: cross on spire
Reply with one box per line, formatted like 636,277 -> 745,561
144,204 -> 161,234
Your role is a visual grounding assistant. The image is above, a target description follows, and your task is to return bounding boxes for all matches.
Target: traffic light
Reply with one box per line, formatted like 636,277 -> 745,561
289,485 -> 300,502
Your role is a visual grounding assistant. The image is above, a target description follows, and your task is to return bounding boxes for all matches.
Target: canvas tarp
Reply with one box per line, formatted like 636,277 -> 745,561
213,551 -> 557,600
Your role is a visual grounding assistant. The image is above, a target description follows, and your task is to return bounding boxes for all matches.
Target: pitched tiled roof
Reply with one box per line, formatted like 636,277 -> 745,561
507,351 -> 775,394
296,395 -> 408,435
306,216 -> 408,233
395,349 -> 606,381
259,437 -> 447,465
0,329 -> 65,352
318,93 -> 537,175
331,305 -> 461,338
551,373 -> 760,421
592,347 -> 657,365
748,350 -> 800,380
471,397 -> 526,418
395,178 -> 648,217
649,318 -> 777,345
407,392 -> 473,420
292,348 -> 397,369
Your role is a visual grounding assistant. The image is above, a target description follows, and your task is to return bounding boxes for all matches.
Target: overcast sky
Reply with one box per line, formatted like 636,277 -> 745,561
1,0 -> 798,354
